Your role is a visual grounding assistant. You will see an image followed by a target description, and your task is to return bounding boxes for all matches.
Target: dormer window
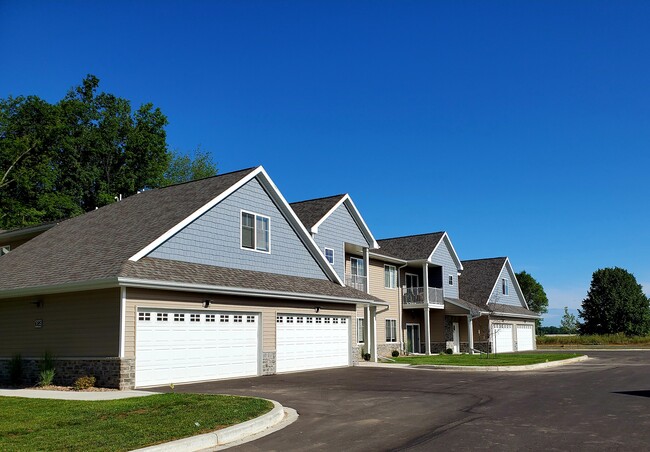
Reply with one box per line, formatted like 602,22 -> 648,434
241,211 -> 270,252
502,278 -> 509,295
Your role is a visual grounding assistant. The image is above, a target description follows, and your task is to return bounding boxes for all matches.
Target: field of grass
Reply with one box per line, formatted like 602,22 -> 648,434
537,333 -> 650,347
0,393 -> 272,452
392,353 -> 582,366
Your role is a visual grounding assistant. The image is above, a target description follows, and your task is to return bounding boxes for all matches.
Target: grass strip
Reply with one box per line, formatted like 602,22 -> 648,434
0,393 -> 272,452
392,353 -> 582,366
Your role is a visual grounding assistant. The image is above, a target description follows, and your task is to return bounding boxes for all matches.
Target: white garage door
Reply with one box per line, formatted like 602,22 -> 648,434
493,323 -> 514,353
136,309 -> 259,387
516,324 -> 535,351
276,314 -> 350,373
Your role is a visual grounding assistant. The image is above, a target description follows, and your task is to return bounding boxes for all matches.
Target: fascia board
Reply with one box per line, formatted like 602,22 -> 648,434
505,257 -> 530,310
310,195 -> 347,234
129,167 -> 262,262
0,278 -> 119,299
118,277 -> 388,307
342,196 -> 379,249
255,168 -> 344,286
368,252 -> 407,265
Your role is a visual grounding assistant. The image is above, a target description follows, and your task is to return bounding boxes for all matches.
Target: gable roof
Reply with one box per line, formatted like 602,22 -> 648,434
290,194 -> 379,249
0,166 -> 371,301
374,232 -> 445,260
459,257 -> 532,312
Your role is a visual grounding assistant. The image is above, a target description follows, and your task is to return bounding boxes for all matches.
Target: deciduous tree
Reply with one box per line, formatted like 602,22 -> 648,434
515,270 -> 549,329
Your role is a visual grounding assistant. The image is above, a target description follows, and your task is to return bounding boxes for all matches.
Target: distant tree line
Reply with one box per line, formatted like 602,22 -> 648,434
0,75 -> 217,230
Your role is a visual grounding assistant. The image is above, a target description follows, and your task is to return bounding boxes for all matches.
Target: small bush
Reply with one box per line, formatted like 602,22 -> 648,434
445,348 -> 453,355
363,353 -> 371,361
73,375 -> 96,391
39,351 -> 55,373
9,354 -> 23,386
39,369 -> 55,387
391,350 -> 399,358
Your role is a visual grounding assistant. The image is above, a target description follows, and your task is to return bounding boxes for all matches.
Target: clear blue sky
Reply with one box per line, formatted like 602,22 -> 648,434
2,1 -> 649,325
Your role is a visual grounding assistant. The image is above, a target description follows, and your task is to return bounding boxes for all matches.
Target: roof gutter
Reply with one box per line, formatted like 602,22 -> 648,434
368,252 -> 407,265
117,277 -> 389,307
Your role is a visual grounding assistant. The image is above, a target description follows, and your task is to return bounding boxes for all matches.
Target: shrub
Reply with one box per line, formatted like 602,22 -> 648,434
445,348 -> 453,355
39,351 -> 55,373
363,353 -> 371,361
391,350 -> 399,358
73,375 -> 96,391
38,369 -> 55,387
9,354 -> 23,386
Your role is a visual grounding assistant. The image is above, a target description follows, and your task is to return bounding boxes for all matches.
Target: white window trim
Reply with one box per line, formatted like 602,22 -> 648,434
384,264 -> 397,289
324,247 -> 334,265
357,317 -> 365,343
502,278 -> 509,295
350,256 -> 365,276
448,274 -> 454,286
405,272 -> 419,288
385,318 -> 397,343
240,210 -> 271,254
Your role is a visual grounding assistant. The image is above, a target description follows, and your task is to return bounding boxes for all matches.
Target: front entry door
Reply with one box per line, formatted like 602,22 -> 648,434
406,323 -> 421,354
452,322 -> 460,353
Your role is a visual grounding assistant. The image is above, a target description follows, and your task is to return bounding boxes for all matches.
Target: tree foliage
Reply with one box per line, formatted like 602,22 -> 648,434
560,307 -> 578,334
0,75 -> 216,230
515,270 -> 549,329
579,267 -> 650,336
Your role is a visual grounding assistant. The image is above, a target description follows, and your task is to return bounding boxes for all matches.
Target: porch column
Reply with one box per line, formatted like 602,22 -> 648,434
370,306 -> 378,362
467,315 -> 474,354
363,247 -> 370,294
424,307 -> 431,355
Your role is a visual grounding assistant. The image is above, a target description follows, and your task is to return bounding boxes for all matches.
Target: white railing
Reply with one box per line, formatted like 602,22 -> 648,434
403,287 -> 444,307
345,274 -> 367,292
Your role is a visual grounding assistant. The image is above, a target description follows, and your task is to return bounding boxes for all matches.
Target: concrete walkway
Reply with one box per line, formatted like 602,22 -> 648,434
0,388 -> 157,400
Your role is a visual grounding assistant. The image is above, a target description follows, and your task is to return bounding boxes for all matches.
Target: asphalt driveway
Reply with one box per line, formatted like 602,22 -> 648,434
155,351 -> 650,451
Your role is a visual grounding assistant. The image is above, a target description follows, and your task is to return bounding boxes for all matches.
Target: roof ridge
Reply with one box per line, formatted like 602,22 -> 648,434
378,231 -> 446,241
158,166 -> 259,190
461,256 -> 508,263
290,193 -> 347,205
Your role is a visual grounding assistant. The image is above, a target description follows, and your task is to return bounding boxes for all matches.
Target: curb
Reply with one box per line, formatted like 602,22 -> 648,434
357,355 -> 589,372
135,399 -> 289,451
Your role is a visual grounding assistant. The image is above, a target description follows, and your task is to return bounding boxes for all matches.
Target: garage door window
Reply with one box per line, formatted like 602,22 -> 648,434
157,313 -> 168,321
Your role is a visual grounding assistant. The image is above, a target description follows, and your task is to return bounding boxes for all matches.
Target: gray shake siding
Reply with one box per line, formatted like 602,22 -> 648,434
313,203 -> 370,279
149,177 -> 327,280
430,239 -> 459,298
489,264 -> 524,306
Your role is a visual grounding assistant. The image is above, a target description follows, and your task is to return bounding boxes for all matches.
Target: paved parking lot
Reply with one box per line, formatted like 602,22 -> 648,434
157,351 -> 650,451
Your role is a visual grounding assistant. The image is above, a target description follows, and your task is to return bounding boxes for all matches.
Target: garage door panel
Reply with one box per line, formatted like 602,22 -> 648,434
493,323 -> 514,353
136,309 -> 259,387
516,325 -> 535,351
277,314 -> 349,373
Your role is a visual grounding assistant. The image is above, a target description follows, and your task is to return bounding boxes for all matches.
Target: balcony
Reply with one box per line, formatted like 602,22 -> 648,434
345,274 -> 367,292
402,287 -> 444,309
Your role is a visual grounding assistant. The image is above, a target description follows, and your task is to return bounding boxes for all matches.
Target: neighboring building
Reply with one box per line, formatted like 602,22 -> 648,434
0,167 -> 386,389
459,257 -> 539,353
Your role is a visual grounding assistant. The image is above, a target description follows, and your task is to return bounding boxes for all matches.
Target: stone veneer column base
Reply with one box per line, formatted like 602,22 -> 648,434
262,351 -> 276,375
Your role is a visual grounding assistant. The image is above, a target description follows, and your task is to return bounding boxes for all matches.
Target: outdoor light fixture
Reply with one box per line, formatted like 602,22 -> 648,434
202,299 -> 212,308
31,299 -> 43,308
315,306 -> 321,313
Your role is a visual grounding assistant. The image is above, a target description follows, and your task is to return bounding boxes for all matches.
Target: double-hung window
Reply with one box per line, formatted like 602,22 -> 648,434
325,247 -> 334,264
385,319 -> 397,342
384,265 -> 397,289
241,211 -> 270,252
502,278 -> 509,295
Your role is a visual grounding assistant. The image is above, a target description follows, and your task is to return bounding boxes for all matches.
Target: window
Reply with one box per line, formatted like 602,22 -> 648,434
247,315 -> 255,323
276,316 -> 283,323
350,257 -> 365,276
325,248 -> 334,264
220,314 -> 229,322
241,211 -> 270,252
384,265 -> 397,289
315,317 -> 322,323
502,278 -> 509,295
190,314 -> 200,322
138,312 -> 151,322
174,313 -> 185,322
206,314 -> 216,322
306,317 -> 313,323
157,313 -> 168,322
448,275 -> 454,285
0,245 -> 10,256
357,318 -> 365,343
386,319 -> 397,343
341,318 -> 346,324
297,317 -> 304,323
233,315 -> 243,323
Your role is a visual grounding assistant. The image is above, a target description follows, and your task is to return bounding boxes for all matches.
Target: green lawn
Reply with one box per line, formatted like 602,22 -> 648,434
391,353 -> 583,366
0,393 -> 272,452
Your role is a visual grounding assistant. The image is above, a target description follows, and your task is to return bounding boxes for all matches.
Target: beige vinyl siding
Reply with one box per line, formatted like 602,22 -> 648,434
367,259 -> 401,345
124,288 -> 356,358
0,288 -> 120,357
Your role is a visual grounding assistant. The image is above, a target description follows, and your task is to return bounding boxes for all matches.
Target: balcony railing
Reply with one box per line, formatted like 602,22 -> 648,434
345,274 -> 367,292
402,287 -> 444,308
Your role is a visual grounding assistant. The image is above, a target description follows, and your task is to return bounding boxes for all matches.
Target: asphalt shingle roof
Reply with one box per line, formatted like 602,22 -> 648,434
289,195 -> 346,230
122,258 -> 384,302
373,232 -> 445,261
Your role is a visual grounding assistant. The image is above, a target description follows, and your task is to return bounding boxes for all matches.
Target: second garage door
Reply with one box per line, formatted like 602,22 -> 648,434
276,314 -> 350,373
493,323 -> 514,353
516,324 -> 535,351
